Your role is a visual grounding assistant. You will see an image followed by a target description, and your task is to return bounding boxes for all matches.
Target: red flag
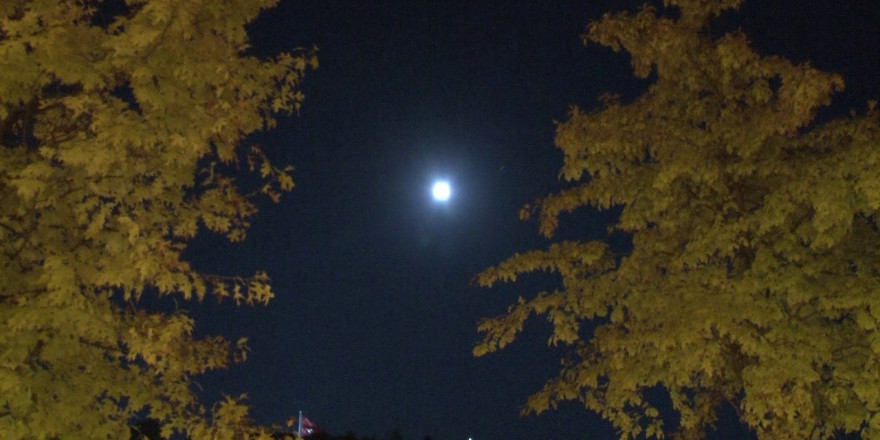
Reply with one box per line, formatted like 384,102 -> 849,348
299,415 -> 320,437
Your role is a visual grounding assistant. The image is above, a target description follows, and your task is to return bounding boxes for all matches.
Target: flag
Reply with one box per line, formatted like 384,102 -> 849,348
298,414 -> 321,437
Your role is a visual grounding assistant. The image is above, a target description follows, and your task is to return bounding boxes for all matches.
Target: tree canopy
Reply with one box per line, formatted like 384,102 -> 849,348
0,0 -> 315,438
475,0 -> 880,439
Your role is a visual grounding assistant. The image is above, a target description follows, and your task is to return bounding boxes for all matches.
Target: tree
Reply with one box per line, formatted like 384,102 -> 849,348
0,0 -> 315,438
474,0 -> 880,439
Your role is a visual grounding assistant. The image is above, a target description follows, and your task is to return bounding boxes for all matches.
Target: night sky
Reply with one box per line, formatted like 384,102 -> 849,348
179,1 -> 878,440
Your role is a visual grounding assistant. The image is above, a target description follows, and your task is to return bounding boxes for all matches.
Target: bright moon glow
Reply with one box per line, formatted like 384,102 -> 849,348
432,181 -> 451,201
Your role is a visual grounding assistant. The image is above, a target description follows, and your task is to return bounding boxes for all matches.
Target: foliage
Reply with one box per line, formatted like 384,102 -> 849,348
475,0 -> 880,439
0,0 -> 316,438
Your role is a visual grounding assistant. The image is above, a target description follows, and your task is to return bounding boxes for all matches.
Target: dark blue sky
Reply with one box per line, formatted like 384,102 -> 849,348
183,1 -> 878,440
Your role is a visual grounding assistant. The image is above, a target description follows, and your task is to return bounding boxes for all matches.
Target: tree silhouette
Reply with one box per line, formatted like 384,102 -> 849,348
0,0 -> 315,438
477,0 -> 880,439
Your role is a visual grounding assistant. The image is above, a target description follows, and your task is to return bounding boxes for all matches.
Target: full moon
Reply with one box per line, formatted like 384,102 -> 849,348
431,181 -> 451,201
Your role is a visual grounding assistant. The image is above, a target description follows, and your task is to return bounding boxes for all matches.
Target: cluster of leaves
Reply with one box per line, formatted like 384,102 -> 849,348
0,0 -> 315,438
476,0 -> 880,439
129,420 -> 423,440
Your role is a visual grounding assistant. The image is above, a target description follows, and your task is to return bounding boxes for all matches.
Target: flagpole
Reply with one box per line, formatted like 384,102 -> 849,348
298,410 -> 302,438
